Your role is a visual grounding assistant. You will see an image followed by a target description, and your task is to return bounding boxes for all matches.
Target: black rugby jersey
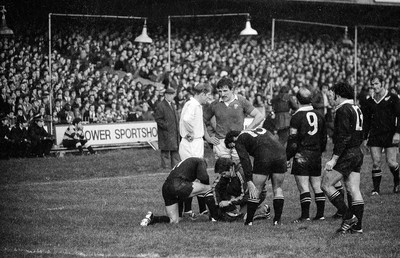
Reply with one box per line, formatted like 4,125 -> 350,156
286,106 -> 327,160
333,100 -> 364,157
363,91 -> 400,139
166,157 -> 210,185
235,128 -> 286,182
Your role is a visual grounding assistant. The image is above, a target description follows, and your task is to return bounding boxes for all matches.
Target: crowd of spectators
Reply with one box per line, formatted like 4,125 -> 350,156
0,19 -> 399,130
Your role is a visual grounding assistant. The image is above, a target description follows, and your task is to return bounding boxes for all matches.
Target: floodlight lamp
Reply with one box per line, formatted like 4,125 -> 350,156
342,27 -> 353,46
0,6 -> 13,36
240,16 -> 258,36
134,19 -> 152,44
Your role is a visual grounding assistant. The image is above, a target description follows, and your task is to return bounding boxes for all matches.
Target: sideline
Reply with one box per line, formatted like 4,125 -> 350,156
2,247 -> 160,257
2,168 -> 214,189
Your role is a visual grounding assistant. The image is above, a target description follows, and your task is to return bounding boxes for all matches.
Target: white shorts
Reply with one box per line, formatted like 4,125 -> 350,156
213,139 -> 239,162
179,138 -> 204,161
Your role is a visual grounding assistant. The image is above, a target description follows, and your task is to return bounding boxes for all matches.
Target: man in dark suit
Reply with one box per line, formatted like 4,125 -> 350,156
154,88 -> 181,169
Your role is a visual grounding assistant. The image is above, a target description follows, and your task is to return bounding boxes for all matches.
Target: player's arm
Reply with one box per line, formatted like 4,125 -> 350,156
362,99 -> 371,141
235,141 -> 253,182
392,95 -> 400,142
326,107 -> 351,171
332,107 -> 352,157
320,115 -> 328,152
213,176 -> 229,205
229,169 -> 246,205
247,108 -> 264,129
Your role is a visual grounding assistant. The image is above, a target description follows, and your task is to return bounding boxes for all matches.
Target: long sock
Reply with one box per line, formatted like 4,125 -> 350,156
151,215 -> 170,224
372,169 -> 382,192
314,192 -> 325,218
197,196 -> 207,213
245,199 -> 260,224
300,192 -> 311,219
328,190 -> 348,218
202,189 -> 219,220
390,165 -> 400,186
178,201 -> 184,217
347,192 -> 353,209
334,185 -> 345,215
351,200 -> 364,230
273,197 -> 284,222
335,184 -> 345,196
184,198 -> 193,212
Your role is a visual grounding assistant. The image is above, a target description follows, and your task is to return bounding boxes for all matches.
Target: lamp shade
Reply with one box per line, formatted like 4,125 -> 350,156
240,19 -> 257,36
342,37 -> 353,46
0,9 -> 13,35
134,22 -> 152,44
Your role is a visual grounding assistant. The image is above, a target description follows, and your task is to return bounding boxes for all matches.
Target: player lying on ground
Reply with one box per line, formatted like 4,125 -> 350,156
213,157 -> 271,222
140,157 -> 218,226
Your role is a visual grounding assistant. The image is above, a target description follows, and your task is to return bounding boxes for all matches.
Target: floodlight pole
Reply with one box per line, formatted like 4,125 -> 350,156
48,13 -> 148,135
168,13 -> 252,70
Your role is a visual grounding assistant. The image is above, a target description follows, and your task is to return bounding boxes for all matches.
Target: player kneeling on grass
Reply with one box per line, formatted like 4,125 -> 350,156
213,157 -> 271,222
286,86 -> 327,223
140,157 -> 219,226
322,82 -> 364,234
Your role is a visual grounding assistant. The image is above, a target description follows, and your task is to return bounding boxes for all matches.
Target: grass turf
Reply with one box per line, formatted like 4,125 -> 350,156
1,145 -> 400,257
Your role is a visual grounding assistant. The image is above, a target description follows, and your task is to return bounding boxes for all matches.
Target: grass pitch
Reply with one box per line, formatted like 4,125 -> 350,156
1,145 -> 400,258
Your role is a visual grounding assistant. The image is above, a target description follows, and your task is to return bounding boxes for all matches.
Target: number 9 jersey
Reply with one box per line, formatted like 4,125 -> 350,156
286,106 -> 327,160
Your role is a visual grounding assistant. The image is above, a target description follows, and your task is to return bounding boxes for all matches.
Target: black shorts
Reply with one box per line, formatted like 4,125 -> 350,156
162,178 -> 193,206
253,158 -> 287,176
367,133 -> 398,148
333,147 -> 364,177
291,151 -> 322,177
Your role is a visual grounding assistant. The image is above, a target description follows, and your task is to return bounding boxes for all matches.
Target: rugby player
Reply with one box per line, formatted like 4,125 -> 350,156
213,157 -> 271,222
140,157 -> 218,226
363,75 -> 400,195
286,86 -> 327,223
322,82 -> 364,234
225,128 -> 287,226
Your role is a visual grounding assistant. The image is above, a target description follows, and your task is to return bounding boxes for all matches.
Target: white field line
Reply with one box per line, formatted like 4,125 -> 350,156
2,168 -> 214,188
3,247 -> 161,257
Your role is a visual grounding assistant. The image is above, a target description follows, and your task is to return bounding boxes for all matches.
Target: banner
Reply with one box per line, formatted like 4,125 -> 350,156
54,121 -> 158,146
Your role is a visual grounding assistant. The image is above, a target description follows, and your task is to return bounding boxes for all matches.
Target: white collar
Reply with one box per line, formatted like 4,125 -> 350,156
335,99 -> 354,111
219,94 -> 238,106
293,105 -> 313,115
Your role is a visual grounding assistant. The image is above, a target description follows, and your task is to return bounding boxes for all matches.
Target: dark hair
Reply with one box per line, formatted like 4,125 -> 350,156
331,82 -> 354,100
224,130 -> 241,148
214,158 -> 235,174
72,118 -> 82,125
216,77 -> 234,90
296,87 -> 313,105
369,75 -> 384,84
